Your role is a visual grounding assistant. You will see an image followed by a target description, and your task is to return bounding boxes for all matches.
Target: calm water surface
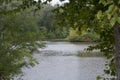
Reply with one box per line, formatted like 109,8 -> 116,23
22,41 -> 106,80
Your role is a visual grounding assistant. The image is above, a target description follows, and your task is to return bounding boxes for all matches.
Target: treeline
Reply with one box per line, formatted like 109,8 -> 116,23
41,5 -> 99,42
23,4 -> 99,42
33,4 -> 99,42
35,4 -> 69,39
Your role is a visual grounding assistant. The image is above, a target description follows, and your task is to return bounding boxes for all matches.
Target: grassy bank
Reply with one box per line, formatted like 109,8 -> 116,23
76,51 -> 104,57
58,51 -> 104,57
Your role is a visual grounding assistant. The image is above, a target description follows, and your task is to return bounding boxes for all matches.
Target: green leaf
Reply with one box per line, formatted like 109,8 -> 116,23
117,17 -> 120,24
104,69 -> 110,74
119,1 -> 120,4
96,76 -> 102,80
107,13 -> 112,19
99,0 -> 106,4
110,17 -> 117,26
97,10 -> 103,19
107,4 -> 115,13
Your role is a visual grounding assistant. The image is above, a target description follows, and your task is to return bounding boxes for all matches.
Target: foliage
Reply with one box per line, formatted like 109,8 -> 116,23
0,0 -> 46,79
66,28 -> 80,42
0,12 -> 45,79
67,28 -> 99,42
0,0 -> 42,15
76,52 -> 104,57
0,1 -> 68,79
53,0 -> 119,80
37,4 -> 69,39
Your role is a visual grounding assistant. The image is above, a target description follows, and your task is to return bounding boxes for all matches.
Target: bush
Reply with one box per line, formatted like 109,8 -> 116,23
66,35 -> 81,42
67,33 -> 100,42
80,33 -> 100,42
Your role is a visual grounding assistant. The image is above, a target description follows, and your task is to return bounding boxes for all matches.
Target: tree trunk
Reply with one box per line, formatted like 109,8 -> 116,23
114,23 -> 120,80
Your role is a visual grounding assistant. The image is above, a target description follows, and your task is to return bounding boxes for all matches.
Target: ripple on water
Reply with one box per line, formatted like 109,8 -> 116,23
22,55 -> 106,80
20,41 -> 105,80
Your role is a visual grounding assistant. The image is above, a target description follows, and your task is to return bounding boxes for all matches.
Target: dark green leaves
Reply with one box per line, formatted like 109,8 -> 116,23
0,9 -> 44,79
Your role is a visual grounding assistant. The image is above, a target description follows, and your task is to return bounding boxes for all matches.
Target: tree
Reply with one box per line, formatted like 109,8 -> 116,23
0,0 -> 45,79
0,0 -> 42,14
37,4 -> 69,39
53,0 -> 120,80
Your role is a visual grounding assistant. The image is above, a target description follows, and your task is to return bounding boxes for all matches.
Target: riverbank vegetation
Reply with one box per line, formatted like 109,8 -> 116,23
29,4 -> 99,42
66,28 -> 100,42
76,52 -> 104,57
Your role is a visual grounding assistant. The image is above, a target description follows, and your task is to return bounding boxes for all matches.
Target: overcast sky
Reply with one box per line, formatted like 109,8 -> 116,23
41,0 -> 69,5
50,0 -> 69,5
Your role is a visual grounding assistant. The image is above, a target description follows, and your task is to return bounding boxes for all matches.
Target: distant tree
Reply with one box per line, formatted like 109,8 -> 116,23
37,4 -> 69,39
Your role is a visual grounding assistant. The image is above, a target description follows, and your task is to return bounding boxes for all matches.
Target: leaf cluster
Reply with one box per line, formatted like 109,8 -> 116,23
0,0 -> 42,15
0,9 -> 44,80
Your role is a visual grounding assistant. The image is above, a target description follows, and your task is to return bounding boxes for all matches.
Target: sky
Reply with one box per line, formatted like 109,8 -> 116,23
40,0 -> 69,5
49,0 -> 69,5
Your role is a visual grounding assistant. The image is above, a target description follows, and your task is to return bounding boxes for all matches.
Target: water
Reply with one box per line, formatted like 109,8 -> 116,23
39,41 -> 91,53
22,41 -> 105,80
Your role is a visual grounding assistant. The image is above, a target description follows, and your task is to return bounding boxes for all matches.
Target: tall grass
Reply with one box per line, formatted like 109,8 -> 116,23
76,52 -> 104,57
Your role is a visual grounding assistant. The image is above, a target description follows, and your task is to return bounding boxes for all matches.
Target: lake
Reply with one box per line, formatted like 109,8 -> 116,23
22,41 -> 106,80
